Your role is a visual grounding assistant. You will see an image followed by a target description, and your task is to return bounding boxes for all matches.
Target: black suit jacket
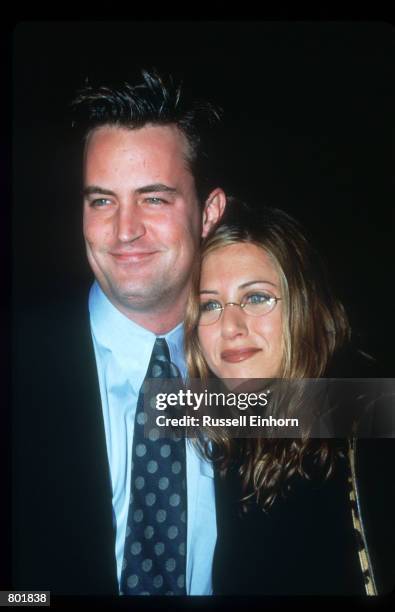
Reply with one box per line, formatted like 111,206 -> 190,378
13,291 -> 118,595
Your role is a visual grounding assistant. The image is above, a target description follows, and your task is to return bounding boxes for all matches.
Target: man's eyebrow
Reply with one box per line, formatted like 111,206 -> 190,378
83,186 -> 116,197
135,184 -> 177,194
199,290 -> 219,295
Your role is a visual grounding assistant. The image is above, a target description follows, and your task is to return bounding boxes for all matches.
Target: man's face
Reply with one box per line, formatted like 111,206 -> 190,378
83,124 -> 221,329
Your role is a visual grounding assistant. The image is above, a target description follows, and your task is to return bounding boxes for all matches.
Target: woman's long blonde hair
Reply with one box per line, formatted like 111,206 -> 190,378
184,201 -> 351,510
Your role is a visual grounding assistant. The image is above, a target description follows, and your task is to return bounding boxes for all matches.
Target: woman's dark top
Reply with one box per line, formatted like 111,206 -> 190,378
212,349 -> 395,595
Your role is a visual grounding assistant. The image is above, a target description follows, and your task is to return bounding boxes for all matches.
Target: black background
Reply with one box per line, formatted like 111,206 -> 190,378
13,21 -> 393,371
7,20 -> 395,611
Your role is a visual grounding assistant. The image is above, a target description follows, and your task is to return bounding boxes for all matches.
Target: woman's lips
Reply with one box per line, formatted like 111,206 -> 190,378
220,347 -> 262,363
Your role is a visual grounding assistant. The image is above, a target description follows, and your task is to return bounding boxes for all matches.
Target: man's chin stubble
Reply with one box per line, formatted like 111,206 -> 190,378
110,285 -> 185,315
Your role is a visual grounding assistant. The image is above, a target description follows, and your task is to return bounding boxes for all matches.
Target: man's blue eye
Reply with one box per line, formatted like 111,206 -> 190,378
146,197 -> 166,204
92,198 -> 111,207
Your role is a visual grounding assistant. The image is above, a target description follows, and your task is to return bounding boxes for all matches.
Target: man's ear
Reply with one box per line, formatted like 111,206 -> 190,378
201,188 -> 227,238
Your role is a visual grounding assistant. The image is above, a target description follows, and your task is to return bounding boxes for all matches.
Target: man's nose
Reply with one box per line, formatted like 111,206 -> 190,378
220,304 -> 248,339
117,203 -> 146,243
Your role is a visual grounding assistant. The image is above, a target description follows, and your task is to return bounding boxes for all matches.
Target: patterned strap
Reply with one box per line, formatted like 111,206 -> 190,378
347,438 -> 377,596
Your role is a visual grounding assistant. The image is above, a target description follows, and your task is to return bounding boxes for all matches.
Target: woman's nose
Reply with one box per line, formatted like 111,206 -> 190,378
220,303 -> 248,338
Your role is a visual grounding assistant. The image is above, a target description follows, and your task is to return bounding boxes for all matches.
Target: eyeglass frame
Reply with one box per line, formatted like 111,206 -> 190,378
198,295 -> 283,326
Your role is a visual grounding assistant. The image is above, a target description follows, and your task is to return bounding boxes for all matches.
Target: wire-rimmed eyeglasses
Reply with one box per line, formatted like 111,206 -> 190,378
198,292 -> 282,326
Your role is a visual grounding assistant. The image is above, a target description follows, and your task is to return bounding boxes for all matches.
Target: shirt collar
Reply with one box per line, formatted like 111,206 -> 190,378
88,281 -> 185,371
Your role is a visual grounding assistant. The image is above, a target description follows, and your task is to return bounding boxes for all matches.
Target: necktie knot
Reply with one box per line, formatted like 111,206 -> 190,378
148,338 -> 181,380
152,338 -> 171,362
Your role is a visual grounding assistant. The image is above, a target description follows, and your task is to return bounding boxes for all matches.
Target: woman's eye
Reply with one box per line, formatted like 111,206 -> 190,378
245,293 -> 272,304
200,300 -> 222,312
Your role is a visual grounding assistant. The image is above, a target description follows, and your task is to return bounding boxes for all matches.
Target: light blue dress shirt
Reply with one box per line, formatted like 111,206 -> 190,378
89,282 -> 217,595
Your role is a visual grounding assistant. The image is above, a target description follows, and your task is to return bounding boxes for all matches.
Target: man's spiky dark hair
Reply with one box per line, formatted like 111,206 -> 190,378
71,69 -> 223,202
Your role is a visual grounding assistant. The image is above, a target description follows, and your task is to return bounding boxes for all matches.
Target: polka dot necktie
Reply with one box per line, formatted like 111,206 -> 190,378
120,338 -> 187,596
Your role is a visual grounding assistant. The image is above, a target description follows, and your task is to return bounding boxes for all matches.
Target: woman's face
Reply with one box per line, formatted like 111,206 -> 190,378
198,242 -> 284,380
